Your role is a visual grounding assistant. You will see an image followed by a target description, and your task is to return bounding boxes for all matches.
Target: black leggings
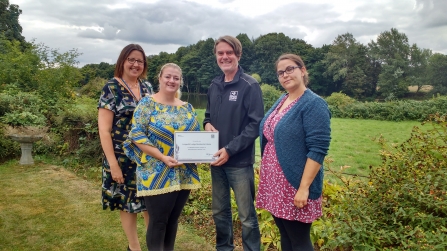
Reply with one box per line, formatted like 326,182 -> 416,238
143,190 -> 190,251
273,215 -> 313,251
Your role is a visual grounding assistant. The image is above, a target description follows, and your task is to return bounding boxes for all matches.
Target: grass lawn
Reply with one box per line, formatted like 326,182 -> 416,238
195,109 -> 422,178
0,160 -> 213,251
327,118 -> 421,176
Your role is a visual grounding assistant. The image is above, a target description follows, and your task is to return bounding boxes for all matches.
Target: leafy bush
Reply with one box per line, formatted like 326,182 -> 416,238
261,84 -> 283,112
329,95 -> 447,121
251,73 -> 262,83
0,91 -> 47,127
0,91 -> 44,116
325,92 -> 356,108
53,96 -> 101,161
322,114 -> 447,250
78,77 -> 107,99
0,124 -> 20,162
1,111 -> 46,127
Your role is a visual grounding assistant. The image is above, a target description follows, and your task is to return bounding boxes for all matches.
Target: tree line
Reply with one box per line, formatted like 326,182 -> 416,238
2,0 -> 447,100
81,30 -> 447,99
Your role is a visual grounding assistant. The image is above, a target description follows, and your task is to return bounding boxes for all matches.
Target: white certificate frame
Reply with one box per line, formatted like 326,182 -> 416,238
174,131 -> 219,163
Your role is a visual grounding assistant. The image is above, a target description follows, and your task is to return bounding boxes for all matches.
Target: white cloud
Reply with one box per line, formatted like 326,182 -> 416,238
10,0 -> 447,66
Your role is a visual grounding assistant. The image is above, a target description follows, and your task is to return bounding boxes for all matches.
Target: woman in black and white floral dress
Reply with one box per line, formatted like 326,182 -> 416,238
98,44 -> 153,251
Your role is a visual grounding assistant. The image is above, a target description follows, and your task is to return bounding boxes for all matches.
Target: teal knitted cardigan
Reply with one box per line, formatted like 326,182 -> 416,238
259,89 -> 331,199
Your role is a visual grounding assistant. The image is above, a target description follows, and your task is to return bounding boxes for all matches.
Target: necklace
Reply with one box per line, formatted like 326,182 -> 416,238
121,78 -> 141,101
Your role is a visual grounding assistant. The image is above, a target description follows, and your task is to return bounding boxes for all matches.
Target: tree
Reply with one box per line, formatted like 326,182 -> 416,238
80,62 -> 114,86
0,0 -> 25,43
306,45 -> 334,96
146,51 -> 176,90
323,33 -> 370,98
35,44 -> 83,101
251,33 -> 294,86
369,28 -> 411,98
408,44 -> 432,92
236,33 -> 255,72
0,36 -> 40,91
428,53 -> 447,94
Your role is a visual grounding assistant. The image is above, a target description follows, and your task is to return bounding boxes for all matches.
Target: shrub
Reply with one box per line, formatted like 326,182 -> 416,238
1,111 -> 46,127
325,92 -> 356,109
0,91 -> 45,116
323,114 -> 447,250
78,77 -> 107,99
329,95 -> 447,121
251,73 -> 262,83
53,96 -> 101,161
0,124 -> 20,162
261,84 -> 283,112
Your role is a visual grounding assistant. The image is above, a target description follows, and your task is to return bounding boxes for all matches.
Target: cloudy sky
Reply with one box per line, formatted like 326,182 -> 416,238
11,0 -> 447,66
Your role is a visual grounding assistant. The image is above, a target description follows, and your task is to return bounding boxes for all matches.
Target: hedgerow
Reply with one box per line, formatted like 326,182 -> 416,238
327,94 -> 447,121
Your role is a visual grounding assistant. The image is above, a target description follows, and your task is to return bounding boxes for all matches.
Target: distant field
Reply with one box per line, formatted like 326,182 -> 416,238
195,109 -> 421,179
408,85 -> 433,92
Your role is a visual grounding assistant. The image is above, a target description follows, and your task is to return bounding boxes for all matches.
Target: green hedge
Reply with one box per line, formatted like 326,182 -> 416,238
328,95 -> 447,121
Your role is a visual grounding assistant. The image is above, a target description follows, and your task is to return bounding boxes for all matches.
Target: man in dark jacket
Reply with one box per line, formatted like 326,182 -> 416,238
204,35 -> 264,251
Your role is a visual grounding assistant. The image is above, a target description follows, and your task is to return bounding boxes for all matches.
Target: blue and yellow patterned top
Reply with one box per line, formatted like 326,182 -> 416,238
123,96 -> 201,196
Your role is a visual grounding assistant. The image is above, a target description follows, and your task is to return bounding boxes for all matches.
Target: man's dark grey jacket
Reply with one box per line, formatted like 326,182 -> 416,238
203,66 -> 264,167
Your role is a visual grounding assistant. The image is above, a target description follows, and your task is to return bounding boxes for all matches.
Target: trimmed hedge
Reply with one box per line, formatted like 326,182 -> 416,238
328,95 -> 447,121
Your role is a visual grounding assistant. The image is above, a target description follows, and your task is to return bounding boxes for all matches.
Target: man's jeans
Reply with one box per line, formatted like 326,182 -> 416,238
211,165 -> 261,251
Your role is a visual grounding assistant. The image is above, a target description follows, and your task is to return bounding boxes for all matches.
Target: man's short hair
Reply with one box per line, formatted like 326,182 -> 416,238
213,35 -> 242,58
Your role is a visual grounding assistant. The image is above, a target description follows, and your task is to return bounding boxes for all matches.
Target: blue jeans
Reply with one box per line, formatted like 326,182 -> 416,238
211,165 -> 261,251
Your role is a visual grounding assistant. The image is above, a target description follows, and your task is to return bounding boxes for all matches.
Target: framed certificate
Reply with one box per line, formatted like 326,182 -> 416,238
174,131 -> 219,163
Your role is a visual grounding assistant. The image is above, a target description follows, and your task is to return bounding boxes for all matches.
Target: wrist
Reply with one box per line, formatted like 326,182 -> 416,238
224,145 -> 231,156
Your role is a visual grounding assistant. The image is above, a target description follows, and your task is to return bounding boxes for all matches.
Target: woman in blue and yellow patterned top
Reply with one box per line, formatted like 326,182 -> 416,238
124,63 -> 201,251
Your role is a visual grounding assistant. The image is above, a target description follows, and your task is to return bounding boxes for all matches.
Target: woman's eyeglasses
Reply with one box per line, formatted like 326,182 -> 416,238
276,66 -> 301,78
127,58 -> 144,65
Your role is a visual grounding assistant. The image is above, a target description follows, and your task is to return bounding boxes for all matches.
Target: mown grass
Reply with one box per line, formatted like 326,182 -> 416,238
195,109 -> 420,177
0,159 -> 213,251
327,118 -> 420,177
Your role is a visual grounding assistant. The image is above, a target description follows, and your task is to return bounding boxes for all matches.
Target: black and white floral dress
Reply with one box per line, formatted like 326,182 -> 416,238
98,78 -> 153,212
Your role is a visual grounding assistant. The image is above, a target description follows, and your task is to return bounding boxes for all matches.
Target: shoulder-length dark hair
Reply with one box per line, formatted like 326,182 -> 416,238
114,44 -> 147,79
275,53 -> 309,86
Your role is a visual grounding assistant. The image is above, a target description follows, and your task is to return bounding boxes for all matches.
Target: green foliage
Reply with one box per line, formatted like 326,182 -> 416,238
0,90 -> 47,126
428,53 -> 447,95
323,114 -> 447,250
260,84 -> 282,112
0,123 -> 19,161
369,28 -> 411,98
54,97 -> 102,163
251,33 -> 294,86
53,96 -> 100,160
35,44 -> 83,101
0,0 -> 25,43
79,62 -> 114,86
325,92 -> 356,108
1,111 -> 46,127
0,37 -> 40,91
78,77 -> 107,99
323,33 -> 375,98
306,45 -> 335,96
251,73 -> 262,83
329,95 -> 447,121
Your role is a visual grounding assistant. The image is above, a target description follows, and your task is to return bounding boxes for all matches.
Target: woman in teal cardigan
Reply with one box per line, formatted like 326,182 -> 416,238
256,54 -> 331,251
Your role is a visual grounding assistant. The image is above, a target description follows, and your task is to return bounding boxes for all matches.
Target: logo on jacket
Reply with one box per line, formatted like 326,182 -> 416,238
229,91 -> 238,101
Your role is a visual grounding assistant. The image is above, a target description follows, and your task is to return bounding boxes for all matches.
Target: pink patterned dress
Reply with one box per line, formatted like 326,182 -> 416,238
256,95 -> 322,223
